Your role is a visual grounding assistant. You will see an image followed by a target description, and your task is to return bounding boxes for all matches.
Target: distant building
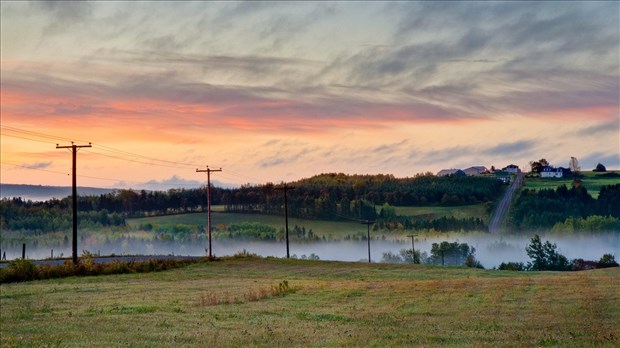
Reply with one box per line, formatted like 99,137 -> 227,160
437,169 -> 466,177
540,166 -> 564,178
463,166 -> 489,176
502,164 -> 520,174
495,171 -> 511,183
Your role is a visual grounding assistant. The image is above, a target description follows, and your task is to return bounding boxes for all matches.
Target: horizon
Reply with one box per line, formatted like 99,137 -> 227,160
2,2 -> 619,190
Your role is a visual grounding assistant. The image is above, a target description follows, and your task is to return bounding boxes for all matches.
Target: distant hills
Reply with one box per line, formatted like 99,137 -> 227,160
0,184 -> 116,201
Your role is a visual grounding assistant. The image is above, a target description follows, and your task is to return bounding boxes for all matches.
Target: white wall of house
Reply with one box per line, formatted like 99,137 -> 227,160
541,170 -> 563,178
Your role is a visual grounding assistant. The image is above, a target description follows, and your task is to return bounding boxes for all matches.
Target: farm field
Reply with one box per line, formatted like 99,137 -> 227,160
128,211 -> 365,239
522,171 -> 620,198
128,203 -> 490,237
392,203 -> 489,221
1,258 -> 618,347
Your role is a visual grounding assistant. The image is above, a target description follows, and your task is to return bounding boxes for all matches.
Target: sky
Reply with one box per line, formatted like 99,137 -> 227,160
1,1 -> 619,189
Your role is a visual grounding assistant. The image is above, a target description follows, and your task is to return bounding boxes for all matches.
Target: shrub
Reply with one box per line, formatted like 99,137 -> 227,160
498,262 -> 526,271
0,258 -> 200,284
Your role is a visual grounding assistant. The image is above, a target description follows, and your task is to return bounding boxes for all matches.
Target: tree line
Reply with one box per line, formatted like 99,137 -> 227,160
510,183 -> 620,230
2,173 -> 503,233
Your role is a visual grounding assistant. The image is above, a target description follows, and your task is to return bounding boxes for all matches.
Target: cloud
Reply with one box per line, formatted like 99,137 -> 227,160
26,161 -> 53,170
32,1 -> 92,21
255,140 -> 320,168
113,175 -> 236,190
481,140 -> 536,157
576,119 -> 620,137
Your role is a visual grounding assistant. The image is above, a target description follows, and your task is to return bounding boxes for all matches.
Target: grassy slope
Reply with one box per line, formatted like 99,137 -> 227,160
1,258 -> 618,347
522,171 -> 620,198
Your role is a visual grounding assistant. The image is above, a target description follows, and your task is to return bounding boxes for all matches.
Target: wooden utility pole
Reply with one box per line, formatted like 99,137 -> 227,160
56,142 -> 91,264
275,183 -> 295,258
407,233 -> 416,264
361,220 -> 375,263
196,166 -> 221,259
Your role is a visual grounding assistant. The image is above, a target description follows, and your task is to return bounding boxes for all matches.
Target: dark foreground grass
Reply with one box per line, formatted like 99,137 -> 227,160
1,257 -> 618,347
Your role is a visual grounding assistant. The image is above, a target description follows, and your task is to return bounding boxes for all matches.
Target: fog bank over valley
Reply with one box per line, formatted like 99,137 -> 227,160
3,233 -> 617,269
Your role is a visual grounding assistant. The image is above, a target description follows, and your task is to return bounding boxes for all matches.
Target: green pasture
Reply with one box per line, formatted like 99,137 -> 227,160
128,203 -> 490,238
1,257 -> 618,347
128,211 -> 367,239
392,203 -> 489,221
523,171 -> 620,198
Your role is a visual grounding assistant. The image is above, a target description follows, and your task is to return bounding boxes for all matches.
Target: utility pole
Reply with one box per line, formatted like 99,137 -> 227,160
407,233 -> 416,264
275,183 -> 295,258
361,220 -> 375,263
196,166 -> 221,259
56,142 -> 91,264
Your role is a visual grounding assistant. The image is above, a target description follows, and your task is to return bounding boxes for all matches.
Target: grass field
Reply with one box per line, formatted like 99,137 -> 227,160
128,203 -> 491,238
128,211 -> 366,239
392,204 -> 489,221
523,171 -> 620,198
1,258 -> 618,347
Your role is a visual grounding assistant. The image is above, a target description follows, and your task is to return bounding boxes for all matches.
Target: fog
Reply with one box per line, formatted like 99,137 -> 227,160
2,233 -> 618,269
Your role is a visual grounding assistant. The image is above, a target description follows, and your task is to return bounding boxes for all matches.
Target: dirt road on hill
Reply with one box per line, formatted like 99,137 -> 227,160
488,173 -> 524,233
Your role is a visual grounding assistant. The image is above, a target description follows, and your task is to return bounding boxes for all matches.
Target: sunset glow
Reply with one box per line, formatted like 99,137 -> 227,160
1,1 -> 618,189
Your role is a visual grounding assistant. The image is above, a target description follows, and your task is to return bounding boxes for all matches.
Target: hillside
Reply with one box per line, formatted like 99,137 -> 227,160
1,258 -> 618,347
0,184 -> 116,201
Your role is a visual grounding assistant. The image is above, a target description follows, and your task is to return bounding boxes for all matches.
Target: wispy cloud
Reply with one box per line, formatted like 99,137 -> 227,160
26,161 -> 53,170
576,119 -> 620,137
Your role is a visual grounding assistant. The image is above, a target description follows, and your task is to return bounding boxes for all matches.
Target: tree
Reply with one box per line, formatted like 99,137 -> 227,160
593,163 -> 607,172
529,158 -> 549,173
429,241 -> 476,266
525,235 -> 571,271
597,254 -> 618,268
569,157 -> 581,173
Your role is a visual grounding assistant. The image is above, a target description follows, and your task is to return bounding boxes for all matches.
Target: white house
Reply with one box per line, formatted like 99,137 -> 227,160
540,166 -> 563,178
502,164 -> 520,174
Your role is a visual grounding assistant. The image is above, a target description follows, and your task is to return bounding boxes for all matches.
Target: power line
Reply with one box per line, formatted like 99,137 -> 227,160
1,161 -> 70,176
1,125 -> 77,143
0,133 -> 60,145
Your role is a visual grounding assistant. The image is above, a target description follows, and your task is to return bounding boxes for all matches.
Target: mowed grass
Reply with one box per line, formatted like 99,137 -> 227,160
523,171 -> 620,198
1,258 -> 618,347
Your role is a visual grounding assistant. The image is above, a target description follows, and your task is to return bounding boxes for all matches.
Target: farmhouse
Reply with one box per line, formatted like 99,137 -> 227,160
502,164 -> 520,174
540,166 -> 564,178
463,166 -> 489,176
437,169 -> 466,177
